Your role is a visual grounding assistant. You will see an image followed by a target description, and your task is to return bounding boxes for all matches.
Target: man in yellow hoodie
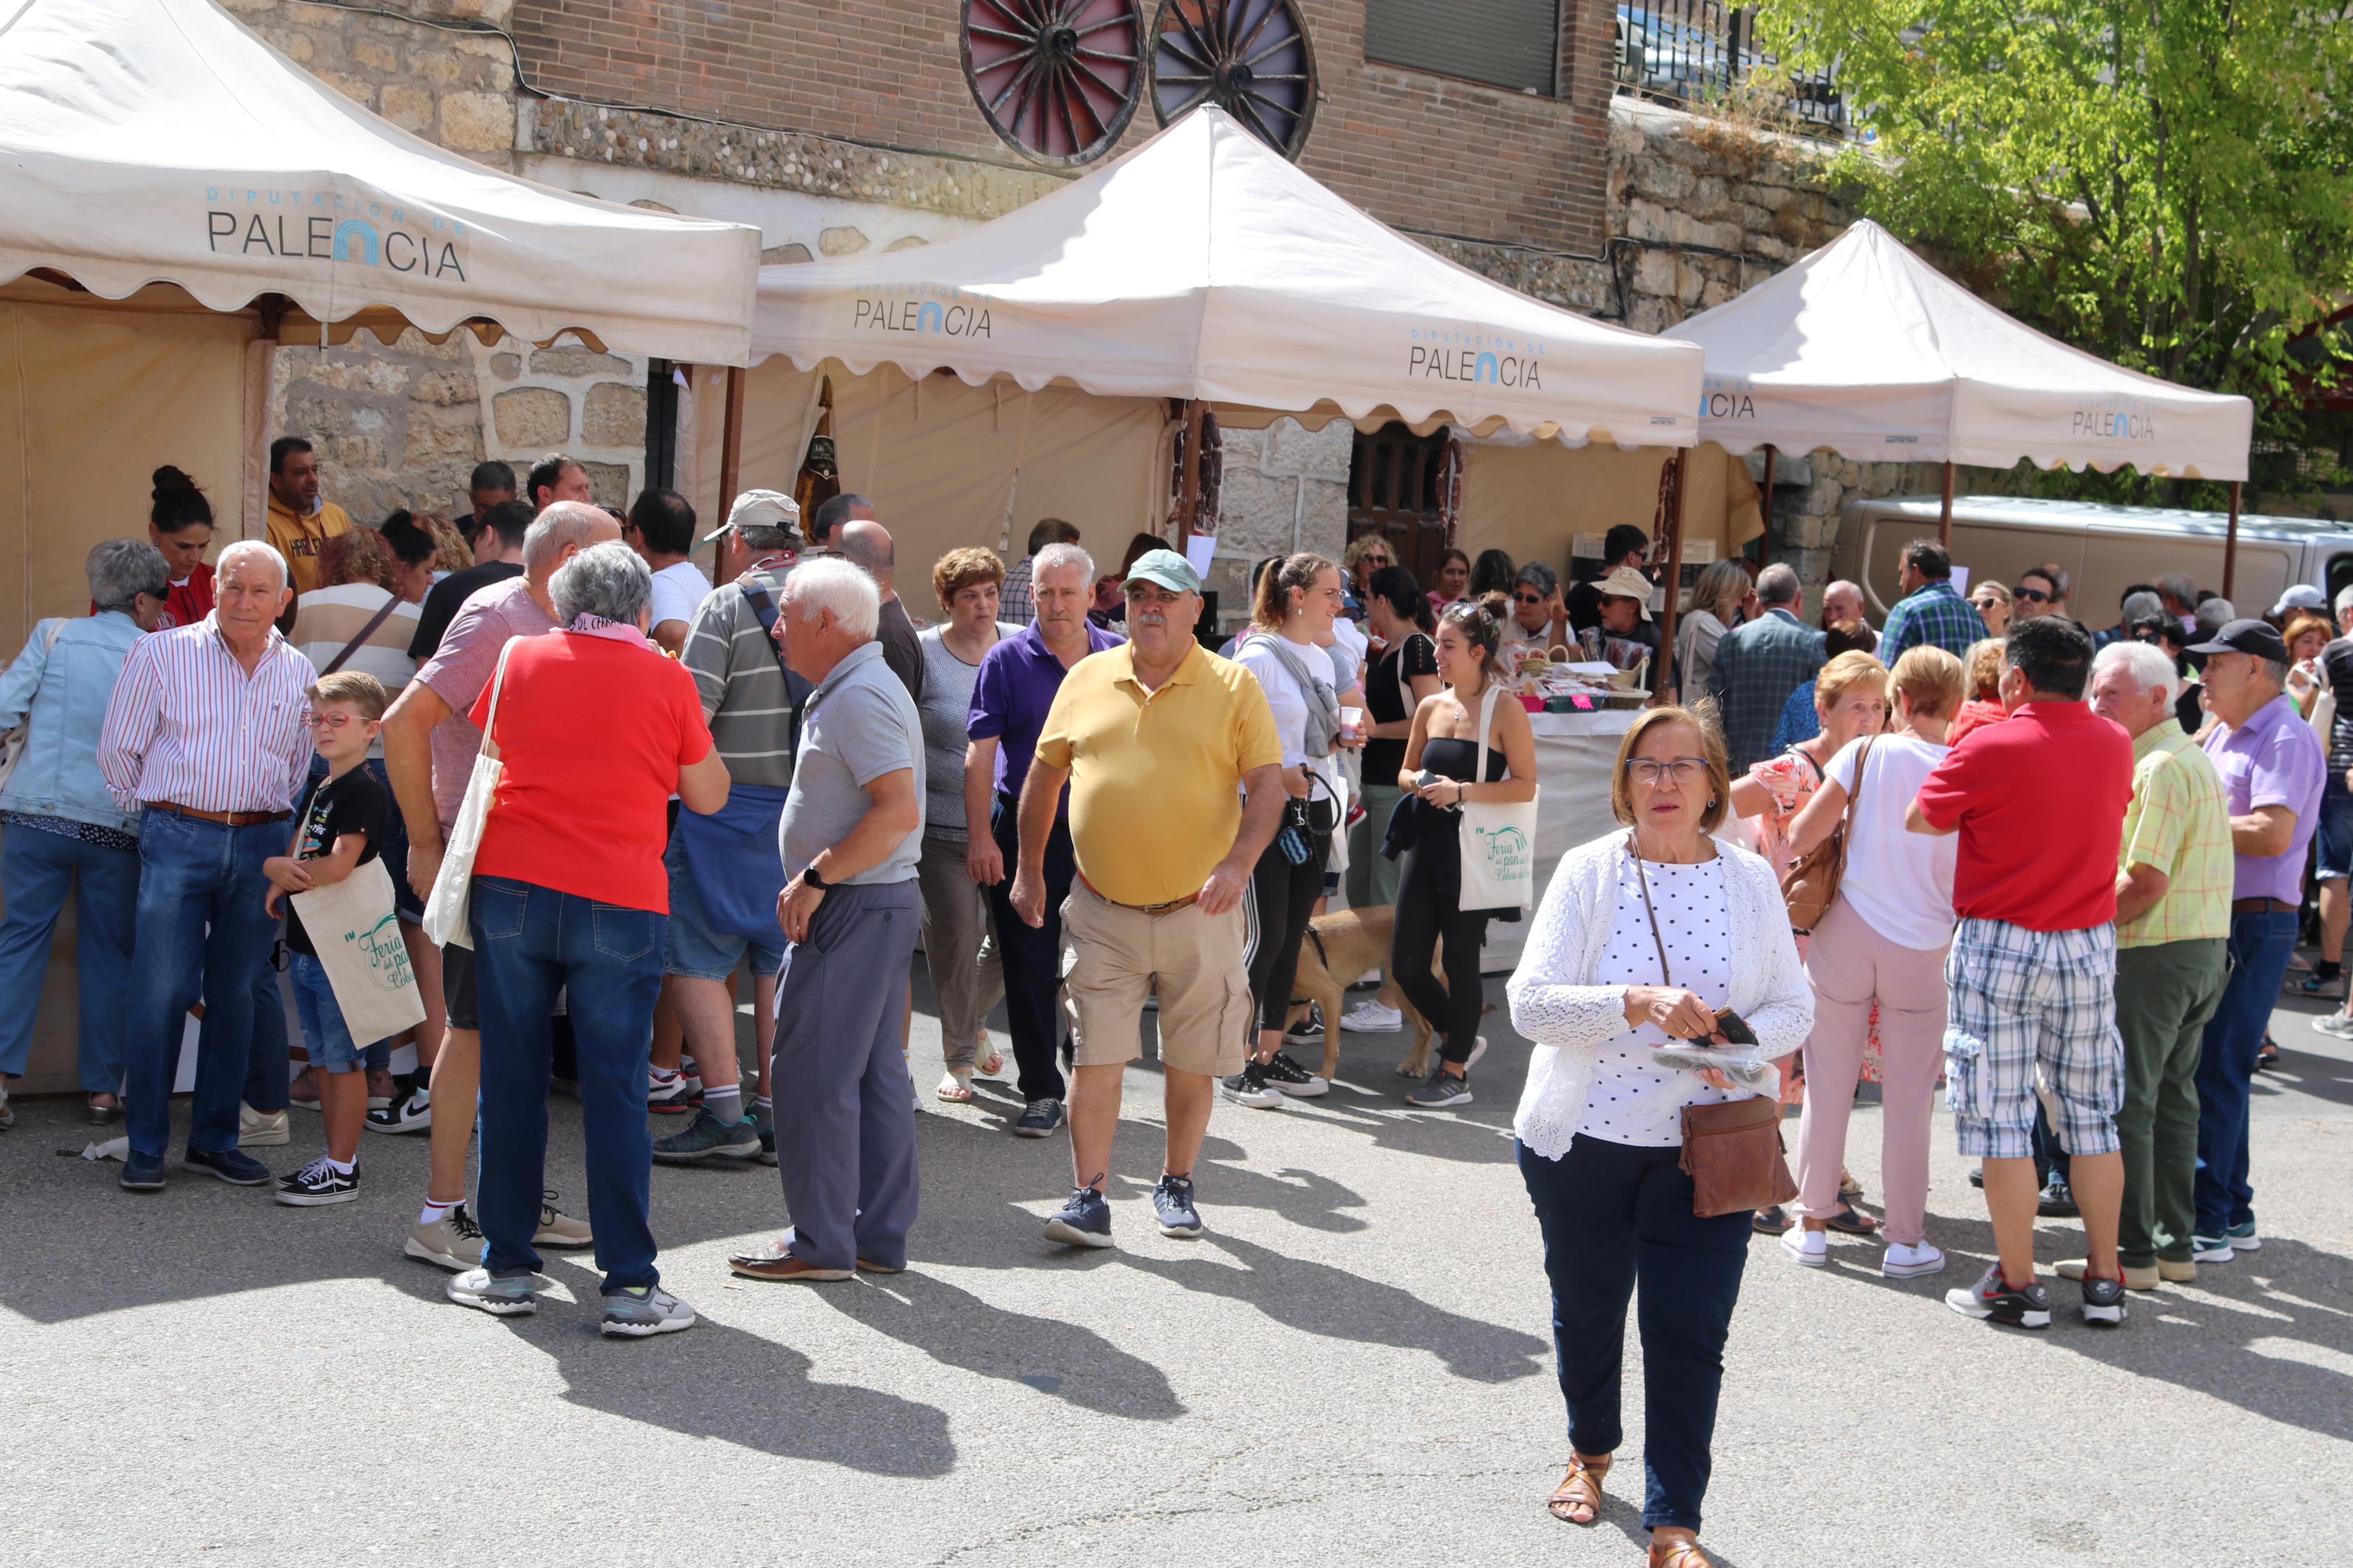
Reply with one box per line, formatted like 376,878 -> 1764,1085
265,436 -> 352,608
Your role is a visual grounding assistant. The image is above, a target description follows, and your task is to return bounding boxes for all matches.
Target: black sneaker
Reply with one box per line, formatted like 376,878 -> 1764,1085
1259,1050 -> 1329,1098
1220,1060 -> 1284,1109
1967,1166 -> 1984,1190
2079,1274 -> 2127,1327
275,1155 -> 361,1207
1282,1010 -> 1325,1048
1153,1174 -> 1203,1238
1044,1184 -> 1113,1248
1404,1066 -> 1473,1108
1013,1098 -> 1066,1138
119,1151 -> 166,1192
1944,1262 -> 2052,1329
750,1101 -> 779,1166
184,1146 -> 273,1186
2037,1177 -> 2079,1218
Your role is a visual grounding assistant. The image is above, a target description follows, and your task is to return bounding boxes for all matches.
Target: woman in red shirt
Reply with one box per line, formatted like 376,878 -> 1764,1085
148,467 -> 215,629
453,539 -> 729,1338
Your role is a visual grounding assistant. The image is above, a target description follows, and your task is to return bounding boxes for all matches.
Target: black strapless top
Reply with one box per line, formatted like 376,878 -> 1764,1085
1419,734 -> 1509,784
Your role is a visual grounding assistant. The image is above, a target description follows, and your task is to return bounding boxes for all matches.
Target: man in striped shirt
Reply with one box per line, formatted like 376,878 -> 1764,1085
98,540 -> 315,1192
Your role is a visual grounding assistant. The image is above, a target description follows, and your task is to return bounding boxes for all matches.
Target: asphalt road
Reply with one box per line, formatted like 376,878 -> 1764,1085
2,972 -> 2347,1568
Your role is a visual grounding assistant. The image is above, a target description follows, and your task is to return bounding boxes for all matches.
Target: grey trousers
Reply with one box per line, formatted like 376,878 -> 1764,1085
915,833 -> 1006,1068
772,879 -> 922,1273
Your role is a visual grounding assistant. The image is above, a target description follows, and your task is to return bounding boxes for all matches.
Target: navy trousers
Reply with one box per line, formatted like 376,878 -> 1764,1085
1519,1133 -> 1751,1533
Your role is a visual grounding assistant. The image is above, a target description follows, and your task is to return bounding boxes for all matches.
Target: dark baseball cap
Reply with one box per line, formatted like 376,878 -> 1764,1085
2186,617 -> 2291,663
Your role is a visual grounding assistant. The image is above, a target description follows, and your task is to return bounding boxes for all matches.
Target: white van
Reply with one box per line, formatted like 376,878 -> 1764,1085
1834,495 -> 2353,625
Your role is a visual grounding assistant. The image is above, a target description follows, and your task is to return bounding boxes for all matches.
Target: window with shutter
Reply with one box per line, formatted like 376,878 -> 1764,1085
1364,0 -> 1561,96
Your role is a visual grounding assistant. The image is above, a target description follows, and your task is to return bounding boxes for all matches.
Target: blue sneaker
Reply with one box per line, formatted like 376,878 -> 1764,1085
2226,1219 -> 2260,1252
1044,1184 -> 1113,1249
183,1146 -> 273,1185
1153,1174 -> 1203,1238
119,1151 -> 166,1192
1013,1098 -> 1065,1138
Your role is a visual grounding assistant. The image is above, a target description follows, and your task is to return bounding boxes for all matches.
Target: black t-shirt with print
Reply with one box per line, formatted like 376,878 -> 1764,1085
1365,632 -> 1439,785
285,766 -> 388,956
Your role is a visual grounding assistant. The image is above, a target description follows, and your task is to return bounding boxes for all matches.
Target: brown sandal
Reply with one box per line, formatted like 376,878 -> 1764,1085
1546,1454 -> 1610,1524
1648,1538 -> 1713,1568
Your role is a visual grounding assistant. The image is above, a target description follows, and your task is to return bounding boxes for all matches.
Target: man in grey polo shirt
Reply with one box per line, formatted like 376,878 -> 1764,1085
728,556 -> 927,1283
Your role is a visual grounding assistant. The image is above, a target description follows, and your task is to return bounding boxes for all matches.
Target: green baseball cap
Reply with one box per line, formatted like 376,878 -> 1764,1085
1123,547 -> 1201,595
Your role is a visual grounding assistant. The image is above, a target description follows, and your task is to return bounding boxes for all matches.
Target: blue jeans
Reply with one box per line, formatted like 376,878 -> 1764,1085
2316,774 -> 2353,881
125,809 -> 285,1160
245,951 -> 292,1114
0,824 -> 138,1090
469,874 -> 665,1292
1520,1135 -> 1751,1533
2194,908 -> 2294,1236
288,952 -> 364,1071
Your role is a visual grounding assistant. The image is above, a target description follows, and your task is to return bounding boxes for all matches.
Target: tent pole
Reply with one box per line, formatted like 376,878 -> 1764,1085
1656,449 -> 1690,706
2223,480 -> 2242,602
717,364 -> 746,577
1177,398 -> 1204,549
1757,444 -> 1776,568
1938,460 -> 1955,547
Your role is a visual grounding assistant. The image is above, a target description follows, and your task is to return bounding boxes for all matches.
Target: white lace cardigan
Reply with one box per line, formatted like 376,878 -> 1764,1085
1508,831 -> 1814,1161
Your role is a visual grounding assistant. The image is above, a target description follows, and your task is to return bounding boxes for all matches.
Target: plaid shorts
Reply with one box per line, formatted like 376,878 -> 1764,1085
1943,918 -> 2124,1159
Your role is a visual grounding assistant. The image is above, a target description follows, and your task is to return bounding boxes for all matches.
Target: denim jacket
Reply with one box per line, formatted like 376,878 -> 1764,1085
0,613 -> 145,833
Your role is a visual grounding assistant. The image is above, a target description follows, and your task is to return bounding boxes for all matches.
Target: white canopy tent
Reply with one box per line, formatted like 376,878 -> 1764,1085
750,105 -> 1702,448
0,0 -> 761,362
1669,219 -> 2257,585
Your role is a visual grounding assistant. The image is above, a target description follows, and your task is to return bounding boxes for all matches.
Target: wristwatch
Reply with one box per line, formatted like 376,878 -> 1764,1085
802,863 -> 831,891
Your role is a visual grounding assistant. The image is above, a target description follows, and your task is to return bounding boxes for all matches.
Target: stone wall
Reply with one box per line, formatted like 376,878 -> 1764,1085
1200,420 -> 1357,627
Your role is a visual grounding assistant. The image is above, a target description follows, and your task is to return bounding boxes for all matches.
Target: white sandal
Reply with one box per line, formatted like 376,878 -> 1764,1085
935,1069 -> 974,1103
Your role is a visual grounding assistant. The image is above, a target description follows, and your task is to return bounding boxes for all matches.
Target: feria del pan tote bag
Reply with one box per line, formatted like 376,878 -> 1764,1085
1456,682 -> 1539,911
421,638 -> 517,952
290,857 -> 427,1045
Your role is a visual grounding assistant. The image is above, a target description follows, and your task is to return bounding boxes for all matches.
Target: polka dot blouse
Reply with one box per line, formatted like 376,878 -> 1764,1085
1576,856 -> 1736,1147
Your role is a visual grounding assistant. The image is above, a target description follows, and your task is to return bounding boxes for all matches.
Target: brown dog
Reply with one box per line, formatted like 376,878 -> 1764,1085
1284,904 -> 1484,1082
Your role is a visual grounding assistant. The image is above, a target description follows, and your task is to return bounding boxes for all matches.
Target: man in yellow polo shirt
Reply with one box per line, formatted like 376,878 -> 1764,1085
1013,547 -> 1282,1247
264,436 -> 352,606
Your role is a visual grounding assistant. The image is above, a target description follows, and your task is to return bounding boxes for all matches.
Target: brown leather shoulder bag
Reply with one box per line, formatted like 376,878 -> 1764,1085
1779,735 -> 1872,934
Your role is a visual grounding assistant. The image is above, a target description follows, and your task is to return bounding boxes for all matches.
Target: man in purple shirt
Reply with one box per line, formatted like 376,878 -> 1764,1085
2189,619 -> 2325,1263
966,542 -> 1121,1137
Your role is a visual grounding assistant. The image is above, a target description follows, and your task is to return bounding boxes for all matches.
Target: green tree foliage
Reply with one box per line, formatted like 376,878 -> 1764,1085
1755,0 -> 2353,501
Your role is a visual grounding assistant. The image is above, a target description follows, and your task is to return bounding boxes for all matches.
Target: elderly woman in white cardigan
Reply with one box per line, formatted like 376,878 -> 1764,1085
1506,705 -> 1811,1568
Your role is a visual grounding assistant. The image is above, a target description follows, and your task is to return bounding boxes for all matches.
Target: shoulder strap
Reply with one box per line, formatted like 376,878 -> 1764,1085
739,577 -> 814,748
42,619 -> 64,655
320,593 -> 404,677
1474,680 -> 1503,784
478,636 -> 520,759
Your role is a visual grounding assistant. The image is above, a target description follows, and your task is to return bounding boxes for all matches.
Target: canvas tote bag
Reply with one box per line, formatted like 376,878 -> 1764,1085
1456,682 -> 1540,911
422,638 -> 519,951
290,856 -> 427,1044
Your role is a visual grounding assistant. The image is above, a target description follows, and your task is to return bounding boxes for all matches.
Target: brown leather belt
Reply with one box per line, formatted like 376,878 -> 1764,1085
151,801 -> 291,828
2231,897 -> 2295,913
1079,874 -> 1199,915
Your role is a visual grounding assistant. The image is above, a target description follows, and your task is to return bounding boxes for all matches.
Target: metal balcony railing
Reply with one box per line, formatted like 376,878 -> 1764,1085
1613,3 -> 1853,136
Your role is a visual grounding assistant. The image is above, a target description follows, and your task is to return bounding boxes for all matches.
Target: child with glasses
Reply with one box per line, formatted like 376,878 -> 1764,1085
261,672 -> 393,1206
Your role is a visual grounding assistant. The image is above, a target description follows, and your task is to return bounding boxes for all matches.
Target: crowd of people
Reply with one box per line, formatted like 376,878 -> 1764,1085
0,444 -> 2333,1567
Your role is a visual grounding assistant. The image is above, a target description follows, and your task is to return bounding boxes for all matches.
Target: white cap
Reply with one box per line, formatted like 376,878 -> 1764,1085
2272,583 -> 2327,617
705,488 -> 803,543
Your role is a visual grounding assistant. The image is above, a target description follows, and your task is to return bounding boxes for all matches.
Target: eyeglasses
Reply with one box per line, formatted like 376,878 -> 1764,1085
308,711 -> 363,731
2015,588 -> 2050,603
1624,757 -> 1709,785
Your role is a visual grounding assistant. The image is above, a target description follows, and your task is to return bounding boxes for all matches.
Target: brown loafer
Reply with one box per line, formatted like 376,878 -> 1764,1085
855,1258 -> 904,1274
727,1242 -> 852,1283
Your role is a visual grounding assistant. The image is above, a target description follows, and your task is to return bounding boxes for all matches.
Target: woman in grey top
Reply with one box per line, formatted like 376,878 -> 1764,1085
917,547 -> 1017,1100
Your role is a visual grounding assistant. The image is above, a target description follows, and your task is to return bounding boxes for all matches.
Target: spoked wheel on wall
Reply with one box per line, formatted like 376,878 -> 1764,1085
961,0 -> 1147,166
1147,0 -> 1318,158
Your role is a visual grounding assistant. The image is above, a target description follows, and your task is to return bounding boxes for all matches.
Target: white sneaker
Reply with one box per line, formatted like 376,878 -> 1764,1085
1881,1242 -> 1946,1278
1340,1001 -> 1402,1033
1780,1228 -> 1827,1267
237,1104 -> 290,1147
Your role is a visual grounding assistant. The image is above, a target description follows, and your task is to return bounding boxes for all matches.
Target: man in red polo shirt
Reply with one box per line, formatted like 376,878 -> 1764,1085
1908,617 -> 2135,1330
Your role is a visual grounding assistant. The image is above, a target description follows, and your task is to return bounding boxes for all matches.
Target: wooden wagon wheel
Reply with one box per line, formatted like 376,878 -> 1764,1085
1147,0 -> 1318,158
961,0 -> 1146,166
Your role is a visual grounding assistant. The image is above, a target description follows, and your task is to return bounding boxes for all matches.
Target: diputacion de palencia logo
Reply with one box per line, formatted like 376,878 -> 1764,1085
1408,326 -> 1545,389
1699,374 -> 1756,420
2072,393 -> 2157,443
204,187 -> 468,279
852,283 -> 994,338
